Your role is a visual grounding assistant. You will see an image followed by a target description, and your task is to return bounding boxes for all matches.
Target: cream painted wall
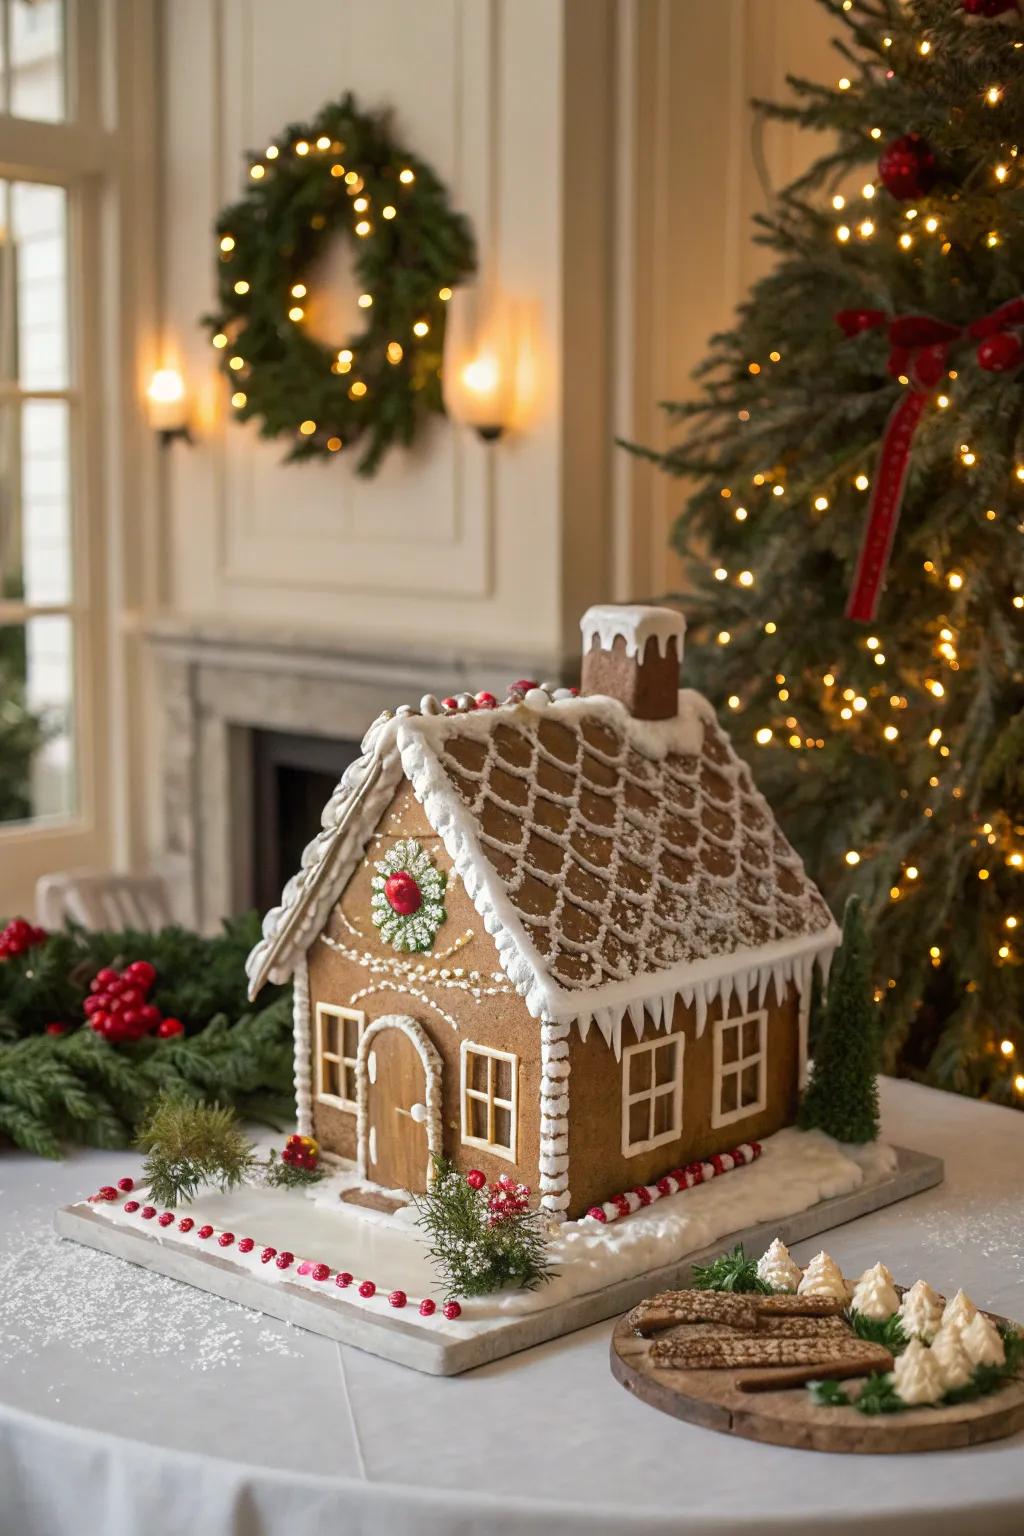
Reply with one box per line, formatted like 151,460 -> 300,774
156,0 -> 835,667
159,0 -> 598,665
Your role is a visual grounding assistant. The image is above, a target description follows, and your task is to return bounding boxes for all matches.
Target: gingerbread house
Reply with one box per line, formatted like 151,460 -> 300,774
246,605 -> 840,1221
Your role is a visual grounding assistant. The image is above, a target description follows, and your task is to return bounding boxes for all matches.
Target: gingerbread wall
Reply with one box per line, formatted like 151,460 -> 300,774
564,985 -> 801,1219
305,782 -> 545,1193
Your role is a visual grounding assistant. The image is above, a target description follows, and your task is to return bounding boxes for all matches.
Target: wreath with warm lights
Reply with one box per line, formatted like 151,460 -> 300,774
203,93 -> 476,476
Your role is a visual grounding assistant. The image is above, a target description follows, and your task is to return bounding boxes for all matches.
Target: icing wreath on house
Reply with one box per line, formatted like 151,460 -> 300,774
247,605 -> 840,1220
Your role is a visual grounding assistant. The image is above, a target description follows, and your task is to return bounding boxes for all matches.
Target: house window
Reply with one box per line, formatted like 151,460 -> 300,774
460,1041 -> 517,1162
712,1010 -> 767,1128
621,1035 -> 684,1157
315,1004 -> 365,1111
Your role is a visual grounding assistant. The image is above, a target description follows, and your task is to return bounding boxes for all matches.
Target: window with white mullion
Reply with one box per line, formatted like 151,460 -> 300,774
712,1010 -> 768,1128
621,1035 -> 684,1157
460,1041 -> 518,1162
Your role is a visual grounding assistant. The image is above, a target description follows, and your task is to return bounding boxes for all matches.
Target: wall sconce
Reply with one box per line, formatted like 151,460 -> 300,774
146,368 -> 192,445
442,290 -> 518,442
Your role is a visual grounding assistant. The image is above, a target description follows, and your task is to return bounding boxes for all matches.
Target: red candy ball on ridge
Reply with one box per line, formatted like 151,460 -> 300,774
311,1263 -> 331,1282
178,1217 -> 194,1232
218,1231 -> 235,1247
124,1200 -> 140,1214
358,1280 -> 376,1298
158,1212 -> 174,1227
197,1224 -> 214,1239
383,871 -> 422,916
118,1176 -> 136,1193
238,1237 -> 255,1254
275,1250 -> 294,1269
419,1298 -> 436,1316
475,691 -> 497,709
336,1271 -> 353,1288
97,1185 -> 118,1202
511,679 -> 539,694
140,1206 -> 156,1220
388,1290 -> 407,1309
442,1300 -> 462,1320
261,1247 -> 277,1264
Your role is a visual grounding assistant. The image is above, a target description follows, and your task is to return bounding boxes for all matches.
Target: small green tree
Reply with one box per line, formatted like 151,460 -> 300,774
799,896 -> 880,1143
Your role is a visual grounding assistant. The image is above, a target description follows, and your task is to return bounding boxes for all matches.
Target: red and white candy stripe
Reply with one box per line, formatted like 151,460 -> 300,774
584,1142 -> 762,1224
86,1178 -> 461,1320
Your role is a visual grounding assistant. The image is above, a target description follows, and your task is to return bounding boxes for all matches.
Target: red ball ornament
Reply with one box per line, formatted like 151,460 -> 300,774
218,1231 -> 235,1247
358,1279 -> 376,1298
158,1212 -> 174,1227
312,1263 -> 331,1281
878,133 -> 936,200
336,1271 -> 353,1288
275,1250 -> 294,1269
178,1217 -> 194,1232
466,1169 -> 486,1190
419,1298 -> 436,1316
261,1246 -> 277,1263
238,1237 -> 255,1253
156,1017 -> 185,1038
140,1206 -> 157,1220
442,1300 -> 462,1320
835,307 -> 886,339
117,1177 -> 134,1192
123,1200 -> 140,1214
388,1289 -> 407,1308
963,0 -> 1018,14
197,1223 -> 214,1239
977,331 -> 1024,371
383,870 -> 422,916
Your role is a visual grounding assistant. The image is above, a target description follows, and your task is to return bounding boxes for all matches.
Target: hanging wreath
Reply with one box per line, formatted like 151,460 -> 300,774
371,839 -> 448,953
204,93 -> 476,477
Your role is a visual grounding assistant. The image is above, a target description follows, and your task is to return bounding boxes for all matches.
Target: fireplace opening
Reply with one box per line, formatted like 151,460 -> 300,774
250,729 -> 361,914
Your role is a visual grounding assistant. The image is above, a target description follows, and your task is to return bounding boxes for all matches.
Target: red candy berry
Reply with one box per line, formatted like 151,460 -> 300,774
124,960 -> 156,991
178,1217 -> 194,1232
94,967 -> 119,988
511,678 -> 539,693
419,1298 -> 436,1316
475,691 -> 497,709
197,1224 -> 214,1239
442,1300 -> 462,1320
358,1280 -> 376,1298
157,1017 -> 185,1038
441,696 -> 459,710
97,1185 -> 118,1202
218,1232 -> 235,1247
311,1263 -> 331,1282
117,1177 -> 134,1192
44,1022 -> 67,1036
140,1206 -> 156,1220
388,1290 -> 407,1309
275,1250 -> 294,1269
238,1237 -> 255,1254
124,1200 -> 140,1214
336,1271 -> 353,1288
158,1212 -> 174,1227
261,1247 -> 277,1264
383,871 -> 422,916
466,1169 -> 486,1190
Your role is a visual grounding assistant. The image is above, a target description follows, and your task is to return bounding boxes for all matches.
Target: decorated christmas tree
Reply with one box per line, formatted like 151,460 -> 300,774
634,0 -> 1024,1105
799,897 -> 880,1142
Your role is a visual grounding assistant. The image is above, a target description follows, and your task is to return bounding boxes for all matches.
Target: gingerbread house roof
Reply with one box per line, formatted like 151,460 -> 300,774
246,686 -> 840,1051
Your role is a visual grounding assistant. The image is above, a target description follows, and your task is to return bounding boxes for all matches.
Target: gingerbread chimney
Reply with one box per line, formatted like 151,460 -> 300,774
579,604 -> 685,720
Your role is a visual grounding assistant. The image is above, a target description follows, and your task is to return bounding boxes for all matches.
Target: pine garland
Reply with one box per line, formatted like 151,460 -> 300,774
0,913 -> 294,1157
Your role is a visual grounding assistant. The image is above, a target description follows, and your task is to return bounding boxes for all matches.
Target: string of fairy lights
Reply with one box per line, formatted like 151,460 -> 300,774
209,126 -> 466,457
710,7 -> 1024,1095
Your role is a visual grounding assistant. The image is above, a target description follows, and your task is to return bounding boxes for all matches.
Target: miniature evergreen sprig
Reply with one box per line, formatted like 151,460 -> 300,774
258,1145 -> 325,1190
412,1157 -> 553,1300
847,1309 -> 908,1353
137,1094 -> 256,1208
691,1243 -> 772,1294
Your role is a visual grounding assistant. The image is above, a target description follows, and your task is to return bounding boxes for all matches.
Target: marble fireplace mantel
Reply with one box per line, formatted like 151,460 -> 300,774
146,614 -> 571,930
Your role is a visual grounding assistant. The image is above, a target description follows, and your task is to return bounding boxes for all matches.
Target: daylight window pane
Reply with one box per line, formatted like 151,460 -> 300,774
0,614 -> 75,824
11,181 -> 68,390
9,0 -> 66,123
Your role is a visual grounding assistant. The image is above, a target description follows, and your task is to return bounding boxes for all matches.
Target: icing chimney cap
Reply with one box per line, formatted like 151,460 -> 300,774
579,604 -> 684,720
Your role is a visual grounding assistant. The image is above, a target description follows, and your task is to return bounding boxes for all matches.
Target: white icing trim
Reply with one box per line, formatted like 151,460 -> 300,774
355,1014 -> 443,1186
580,603 -> 685,661
459,1039 -> 518,1163
620,1033 -> 684,1157
711,1009 -> 767,1129
539,1020 -> 571,1218
294,955 -> 313,1138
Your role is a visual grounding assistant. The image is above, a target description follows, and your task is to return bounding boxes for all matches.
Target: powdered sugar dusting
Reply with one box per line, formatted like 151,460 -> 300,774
0,1219 -> 300,1372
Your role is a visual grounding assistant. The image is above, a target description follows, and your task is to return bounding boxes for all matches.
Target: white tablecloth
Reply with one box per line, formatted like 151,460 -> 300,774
2,1077 -> 1023,1536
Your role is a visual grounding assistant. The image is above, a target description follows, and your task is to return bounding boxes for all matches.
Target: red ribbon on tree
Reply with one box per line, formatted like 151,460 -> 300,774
836,298 -> 1024,622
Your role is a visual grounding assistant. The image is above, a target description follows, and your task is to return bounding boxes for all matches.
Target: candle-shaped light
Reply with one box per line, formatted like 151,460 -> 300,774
146,368 -> 191,442
442,289 -> 517,441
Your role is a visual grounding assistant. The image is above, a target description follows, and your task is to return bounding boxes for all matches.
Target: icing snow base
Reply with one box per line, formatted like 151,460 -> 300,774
72,1127 -> 895,1342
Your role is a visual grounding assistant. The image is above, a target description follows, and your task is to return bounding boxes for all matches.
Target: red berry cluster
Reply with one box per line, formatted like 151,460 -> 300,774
281,1132 -> 319,1171
82,961 -> 184,1044
486,1173 -> 532,1227
0,917 -> 47,958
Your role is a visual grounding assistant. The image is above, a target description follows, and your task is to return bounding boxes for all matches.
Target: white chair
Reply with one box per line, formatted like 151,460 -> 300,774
36,870 -> 174,934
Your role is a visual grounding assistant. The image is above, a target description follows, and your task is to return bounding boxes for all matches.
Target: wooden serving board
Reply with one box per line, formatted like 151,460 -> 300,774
610,1310 -> 1024,1453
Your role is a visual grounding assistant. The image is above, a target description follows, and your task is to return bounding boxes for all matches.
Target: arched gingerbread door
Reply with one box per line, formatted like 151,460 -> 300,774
358,1015 -> 441,1193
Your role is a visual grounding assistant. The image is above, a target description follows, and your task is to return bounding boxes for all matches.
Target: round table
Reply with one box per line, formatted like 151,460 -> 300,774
2,1077 -> 1023,1536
